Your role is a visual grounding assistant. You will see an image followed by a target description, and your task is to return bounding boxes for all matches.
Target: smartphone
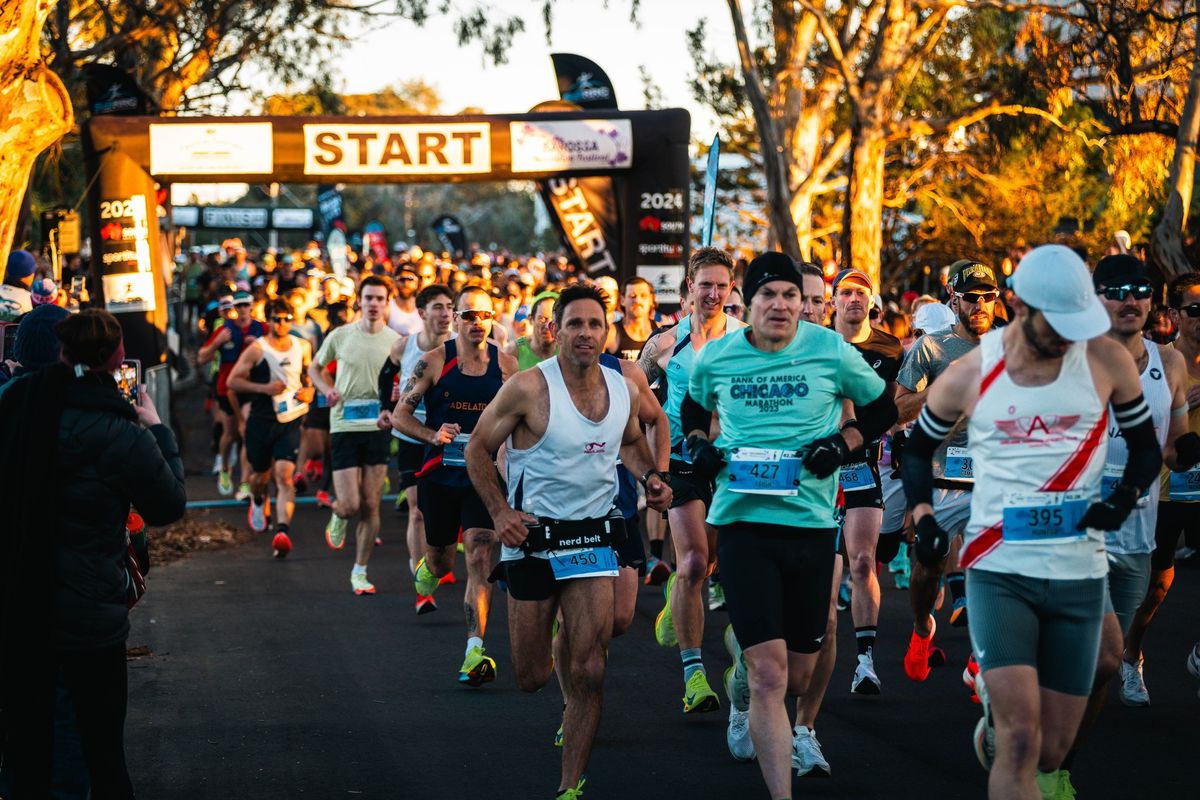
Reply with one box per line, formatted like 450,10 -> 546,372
70,275 -> 86,296
1,322 -> 17,362
114,359 -> 142,405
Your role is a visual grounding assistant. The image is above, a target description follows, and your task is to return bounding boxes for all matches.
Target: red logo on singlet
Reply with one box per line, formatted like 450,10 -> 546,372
994,415 -> 1081,446
584,442 -> 607,454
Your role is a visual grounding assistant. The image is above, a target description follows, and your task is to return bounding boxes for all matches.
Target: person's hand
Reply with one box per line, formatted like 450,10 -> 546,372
913,514 -> 951,568
432,422 -> 461,445
134,384 -> 162,427
377,410 -> 393,430
265,379 -> 286,395
803,433 -> 850,479
1077,484 -> 1139,531
1174,431 -> 1200,471
687,434 -> 726,482
215,326 -> 232,345
494,506 -> 539,547
645,473 -> 672,512
295,386 -> 316,405
323,388 -> 341,406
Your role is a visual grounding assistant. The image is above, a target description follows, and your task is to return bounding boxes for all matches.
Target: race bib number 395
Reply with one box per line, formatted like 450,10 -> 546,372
1001,490 -> 1090,544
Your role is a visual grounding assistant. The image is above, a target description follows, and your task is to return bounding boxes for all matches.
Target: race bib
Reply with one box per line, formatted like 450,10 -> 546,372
272,390 -> 309,424
728,447 -> 802,496
316,392 -> 329,409
342,399 -> 380,421
549,546 -> 619,580
1101,465 -> 1150,507
944,447 -> 975,482
1169,465 -> 1200,502
1001,490 -> 1090,543
839,461 -> 875,492
442,432 -> 471,467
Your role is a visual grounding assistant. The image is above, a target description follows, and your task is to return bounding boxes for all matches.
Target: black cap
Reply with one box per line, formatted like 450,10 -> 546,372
947,259 -> 998,292
1092,254 -> 1149,289
743,252 -> 804,302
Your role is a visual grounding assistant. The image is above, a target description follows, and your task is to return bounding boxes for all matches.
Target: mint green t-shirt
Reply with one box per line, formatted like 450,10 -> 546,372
689,324 -> 886,529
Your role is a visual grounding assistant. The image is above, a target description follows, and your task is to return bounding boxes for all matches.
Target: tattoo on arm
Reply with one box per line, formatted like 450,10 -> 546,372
637,335 -> 665,384
401,389 -> 424,409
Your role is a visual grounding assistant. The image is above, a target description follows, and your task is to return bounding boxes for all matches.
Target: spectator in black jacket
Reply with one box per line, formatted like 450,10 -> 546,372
0,309 -> 186,799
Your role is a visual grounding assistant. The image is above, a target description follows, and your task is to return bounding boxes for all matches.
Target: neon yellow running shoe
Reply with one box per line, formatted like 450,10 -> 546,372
324,512 -> 347,550
414,557 -> 439,597
555,777 -> 586,799
655,573 -> 678,648
458,645 -> 497,687
683,670 -> 721,714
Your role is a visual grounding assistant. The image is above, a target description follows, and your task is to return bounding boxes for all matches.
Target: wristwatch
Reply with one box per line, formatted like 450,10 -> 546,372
641,469 -> 668,486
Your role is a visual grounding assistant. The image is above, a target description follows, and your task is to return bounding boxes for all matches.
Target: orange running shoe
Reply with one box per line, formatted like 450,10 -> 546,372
415,594 -> 438,615
271,531 -> 292,559
904,617 -> 936,682
439,571 -> 457,586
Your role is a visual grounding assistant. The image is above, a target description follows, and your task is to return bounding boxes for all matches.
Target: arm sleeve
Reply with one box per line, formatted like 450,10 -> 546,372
681,392 -> 712,439
851,389 -> 898,444
901,405 -> 956,509
378,356 -> 401,408
1112,394 -> 1163,495
837,339 -> 887,406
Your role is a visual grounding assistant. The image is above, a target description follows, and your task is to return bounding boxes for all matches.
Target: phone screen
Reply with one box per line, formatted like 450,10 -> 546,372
70,276 -> 86,295
114,360 -> 141,405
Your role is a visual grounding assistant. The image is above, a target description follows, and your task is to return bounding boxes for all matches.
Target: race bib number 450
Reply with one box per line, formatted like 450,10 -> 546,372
549,547 -> 619,580
728,447 -> 803,496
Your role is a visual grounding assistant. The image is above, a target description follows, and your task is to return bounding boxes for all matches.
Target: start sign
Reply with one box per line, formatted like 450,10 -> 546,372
303,123 -> 491,176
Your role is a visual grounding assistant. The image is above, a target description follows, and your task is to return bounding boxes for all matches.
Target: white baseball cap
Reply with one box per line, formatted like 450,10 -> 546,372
1011,245 -> 1110,341
913,301 -> 956,334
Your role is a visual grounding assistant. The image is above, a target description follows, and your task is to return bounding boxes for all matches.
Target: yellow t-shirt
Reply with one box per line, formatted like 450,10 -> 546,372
315,323 -> 399,434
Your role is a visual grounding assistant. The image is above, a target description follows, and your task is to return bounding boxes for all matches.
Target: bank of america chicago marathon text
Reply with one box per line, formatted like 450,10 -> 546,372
729,374 -> 810,412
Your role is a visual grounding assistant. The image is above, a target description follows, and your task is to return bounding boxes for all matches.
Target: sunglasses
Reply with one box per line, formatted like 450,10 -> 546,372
457,310 -> 495,322
959,290 -> 999,304
1099,284 -> 1153,302
271,314 -> 294,323
397,275 -> 418,282
1177,303 -> 1200,318
723,304 -> 744,314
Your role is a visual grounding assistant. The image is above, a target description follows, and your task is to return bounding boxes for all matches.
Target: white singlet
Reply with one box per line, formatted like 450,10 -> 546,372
259,336 -> 309,423
388,302 -> 423,336
501,356 -> 630,562
961,329 -> 1108,580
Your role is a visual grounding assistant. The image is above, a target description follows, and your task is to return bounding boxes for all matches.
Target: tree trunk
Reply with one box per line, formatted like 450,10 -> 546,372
0,0 -> 73,264
1150,7 -> 1200,279
847,118 -> 887,288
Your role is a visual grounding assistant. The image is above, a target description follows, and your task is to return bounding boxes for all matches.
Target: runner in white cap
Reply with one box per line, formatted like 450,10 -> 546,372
902,245 -> 1162,800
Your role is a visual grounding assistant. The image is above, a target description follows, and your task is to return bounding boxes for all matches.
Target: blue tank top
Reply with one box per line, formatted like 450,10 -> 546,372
601,354 -> 638,519
421,338 -> 503,486
664,314 -> 744,453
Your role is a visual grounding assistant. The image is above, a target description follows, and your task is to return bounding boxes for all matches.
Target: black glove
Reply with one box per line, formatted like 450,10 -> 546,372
914,514 -> 951,568
1174,432 -> 1200,471
888,430 -> 907,479
1077,483 -> 1140,531
803,433 -> 850,479
687,434 -> 726,482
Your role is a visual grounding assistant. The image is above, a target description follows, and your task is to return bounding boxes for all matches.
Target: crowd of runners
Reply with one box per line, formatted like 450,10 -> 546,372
173,238 -> 1200,800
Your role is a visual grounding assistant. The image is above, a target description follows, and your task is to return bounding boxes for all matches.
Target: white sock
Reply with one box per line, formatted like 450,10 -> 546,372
466,636 -> 483,656
352,564 -> 367,577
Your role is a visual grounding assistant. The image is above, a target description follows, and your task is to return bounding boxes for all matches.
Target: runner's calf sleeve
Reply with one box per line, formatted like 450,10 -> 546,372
845,389 -> 899,445
378,357 -> 402,408
901,406 -> 955,510
1111,394 -> 1162,495
680,391 -> 712,440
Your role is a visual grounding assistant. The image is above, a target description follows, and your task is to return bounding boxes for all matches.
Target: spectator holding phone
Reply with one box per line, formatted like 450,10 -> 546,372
0,309 -> 186,798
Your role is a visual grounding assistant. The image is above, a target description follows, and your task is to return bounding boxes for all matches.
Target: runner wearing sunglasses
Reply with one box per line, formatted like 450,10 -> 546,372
226,298 -> 314,555
1122,269 -> 1200,706
393,285 -> 518,685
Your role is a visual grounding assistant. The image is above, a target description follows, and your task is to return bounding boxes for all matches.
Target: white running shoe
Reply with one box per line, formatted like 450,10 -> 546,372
247,497 -> 268,533
791,725 -> 831,778
210,454 -> 223,475
851,651 -> 882,695
726,706 -> 755,762
973,671 -> 994,771
1119,659 -> 1150,707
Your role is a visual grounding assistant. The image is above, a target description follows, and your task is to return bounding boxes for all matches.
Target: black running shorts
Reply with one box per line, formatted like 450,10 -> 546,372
1151,501 -> 1200,571
330,430 -> 391,471
244,416 -> 302,473
395,438 -> 424,490
717,523 -> 836,653
615,514 -> 647,575
668,458 -> 714,510
840,459 -> 883,510
417,477 -> 495,547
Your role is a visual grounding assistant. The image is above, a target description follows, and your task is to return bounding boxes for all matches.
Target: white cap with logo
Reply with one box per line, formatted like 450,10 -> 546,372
1011,245 -> 1110,341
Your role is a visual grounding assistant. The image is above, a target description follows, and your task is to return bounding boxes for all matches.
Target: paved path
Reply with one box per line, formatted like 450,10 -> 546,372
126,488 -> 1199,798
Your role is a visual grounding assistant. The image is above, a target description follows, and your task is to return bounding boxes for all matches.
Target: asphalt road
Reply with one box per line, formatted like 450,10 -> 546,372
124,471 -> 1200,800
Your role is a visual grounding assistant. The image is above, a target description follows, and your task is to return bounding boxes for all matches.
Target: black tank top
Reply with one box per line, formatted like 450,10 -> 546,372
421,338 -> 503,485
615,321 -> 653,362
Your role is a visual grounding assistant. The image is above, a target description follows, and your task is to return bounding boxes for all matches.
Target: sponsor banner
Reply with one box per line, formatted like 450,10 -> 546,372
103,272 -> 156,314
317,184 -> 344,232
510,120 -> 632,173
637,266 -> 685,305
542,177 -> 620,276
84,64 -> 151,116
149,123 -> 274,175
202,206 -> 269,229
303,123 -> 491,176
431,214 -> 468,257
273,208 -> 314,229
363,220 -> 389,261
551,53 -> 618,110
171,206 -> 200,227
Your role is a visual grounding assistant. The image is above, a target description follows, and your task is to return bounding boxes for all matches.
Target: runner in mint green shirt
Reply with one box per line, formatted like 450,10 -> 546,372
681,252 -> 896,800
